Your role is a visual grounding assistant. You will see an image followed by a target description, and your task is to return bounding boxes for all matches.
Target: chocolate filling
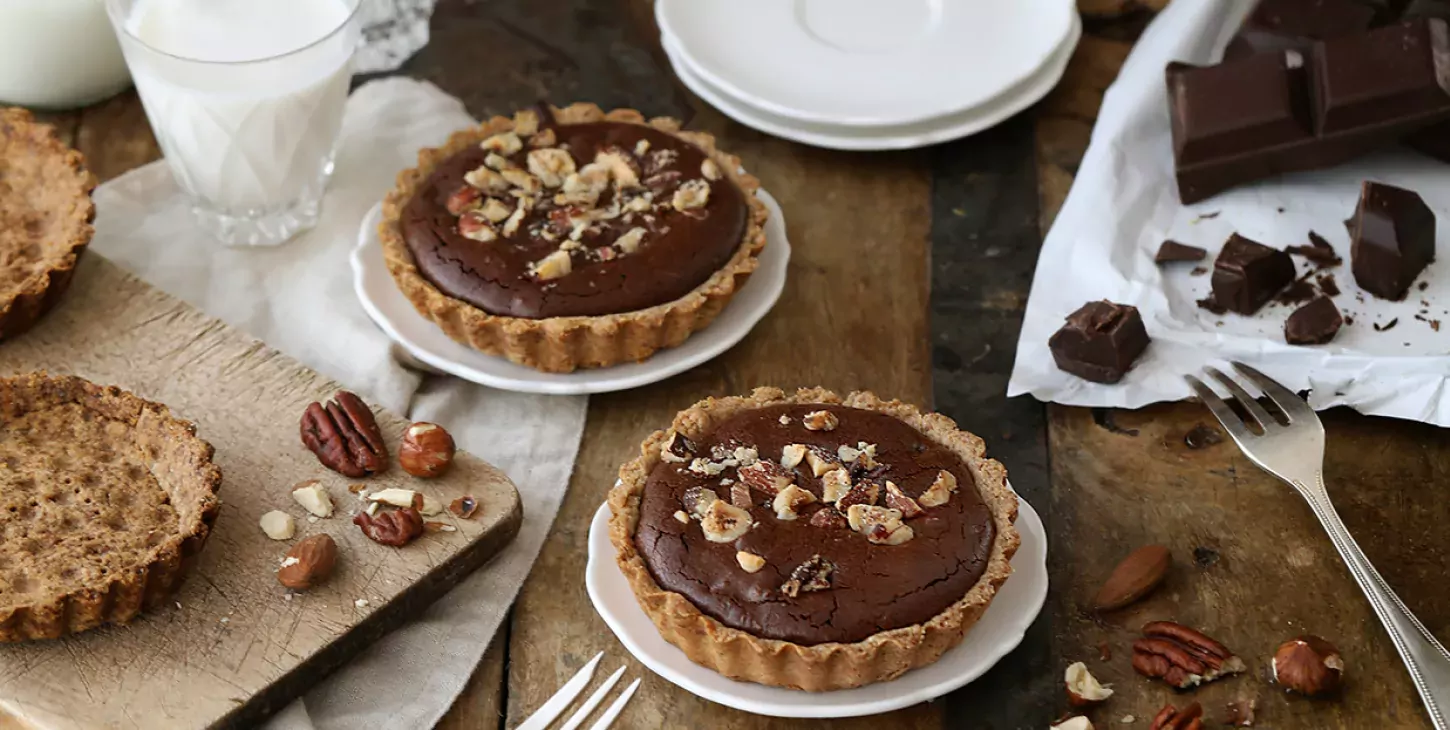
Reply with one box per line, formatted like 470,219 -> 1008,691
634,404 -> 997,645
400,121 -> 749,319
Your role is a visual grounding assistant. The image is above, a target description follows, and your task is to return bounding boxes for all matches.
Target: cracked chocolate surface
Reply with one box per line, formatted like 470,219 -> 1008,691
635,404 -> 996,645
400,121 -> 748,319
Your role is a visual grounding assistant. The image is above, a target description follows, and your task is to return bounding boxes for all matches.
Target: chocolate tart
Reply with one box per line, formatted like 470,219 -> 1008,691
607,387 -> 1019,691
0,108 -> 97,341
380,103 -> 769,373
0,374 -> 221,641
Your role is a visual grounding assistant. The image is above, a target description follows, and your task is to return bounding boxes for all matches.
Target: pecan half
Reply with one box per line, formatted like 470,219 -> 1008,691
300,391 -> 388,477
353,507 -> 424,546
1132,622 -> 1245,688
781,555 -> 834,597
1148,702 -> 1203,730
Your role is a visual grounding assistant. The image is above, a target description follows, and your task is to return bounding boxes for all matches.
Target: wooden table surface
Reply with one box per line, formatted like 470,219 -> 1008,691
29,0 -> 1449,728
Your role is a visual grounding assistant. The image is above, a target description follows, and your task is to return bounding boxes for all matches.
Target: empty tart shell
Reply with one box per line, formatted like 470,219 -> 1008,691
0,373 -> 221,641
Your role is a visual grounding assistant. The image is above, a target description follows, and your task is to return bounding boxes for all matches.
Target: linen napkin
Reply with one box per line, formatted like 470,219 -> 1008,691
88,77 -> 588,730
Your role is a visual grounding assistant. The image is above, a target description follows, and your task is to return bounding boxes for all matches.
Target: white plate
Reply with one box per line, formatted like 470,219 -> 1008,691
349,190 -> 791,395
585,487 -> 1048,718
656,0 -> 1076,127
662,13 -> 1081,151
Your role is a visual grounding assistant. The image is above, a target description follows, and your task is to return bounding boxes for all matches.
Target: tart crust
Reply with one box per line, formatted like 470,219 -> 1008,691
607,387 -> 1020,691
0,373 -> 222,642
0,108 -> 97,341
379,103 -> 769,373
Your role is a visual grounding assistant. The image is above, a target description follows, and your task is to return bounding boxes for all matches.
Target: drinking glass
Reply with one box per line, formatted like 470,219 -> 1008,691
105,0 -> 362,246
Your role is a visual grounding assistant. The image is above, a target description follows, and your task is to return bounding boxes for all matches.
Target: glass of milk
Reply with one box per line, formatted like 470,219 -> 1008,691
105,0 -> 362,247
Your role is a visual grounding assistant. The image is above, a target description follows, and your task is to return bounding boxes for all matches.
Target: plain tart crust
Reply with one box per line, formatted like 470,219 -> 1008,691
0,108 -> 97,341
607,387 -> 1020,691
379,102 -> 769,373
0,373 -> 222,641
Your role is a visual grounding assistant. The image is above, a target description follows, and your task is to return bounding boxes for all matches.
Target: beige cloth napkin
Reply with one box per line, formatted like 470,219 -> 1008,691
88,77 -> 588,730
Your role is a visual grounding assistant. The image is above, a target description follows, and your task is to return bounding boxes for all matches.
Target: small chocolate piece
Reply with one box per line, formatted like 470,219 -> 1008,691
1285,230 -> 1342,266
1374,317 -> 1400,331
1155,240 -> 1208,263
1317,272 -> 1341,296
1285,295 -> 1344,344
1351,181 -> 1437,300
1210,234 -> 1297,314
1048,301 -> 1151,384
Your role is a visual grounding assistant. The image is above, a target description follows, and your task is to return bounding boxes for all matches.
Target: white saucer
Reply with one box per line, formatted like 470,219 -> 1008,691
585,487 -> 1048,718
348,190 -> 791,395
656,0 -> 1076,127
662,12 -> 1081,151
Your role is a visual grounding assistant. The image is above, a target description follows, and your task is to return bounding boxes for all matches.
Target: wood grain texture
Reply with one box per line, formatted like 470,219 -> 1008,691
0,257 -> 522,730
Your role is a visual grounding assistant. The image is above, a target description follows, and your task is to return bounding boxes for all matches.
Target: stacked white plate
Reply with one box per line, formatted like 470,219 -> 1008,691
657,0 -> 1082,151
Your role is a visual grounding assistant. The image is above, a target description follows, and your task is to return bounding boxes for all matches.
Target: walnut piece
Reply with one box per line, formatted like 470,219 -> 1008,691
883,481 -> 923,519
918,470 -> 958,508
529,250 -> 573,280
779,443 -> 807,470
480,198 -> 513,223
529,127 -> 557,148
528,148 -> 576,188
556,167 -> 610,206
739,460 -> 793,496
458,212 -> 497,242
781,555 -> 834,597
480,131 -> 522,155
446,186 -> 482,215
772,484 -> 818,520
502,202 -> 529,237
847,504 -> 914,545
672,179 -> 711,211
484,152 -> 514,171
736,551 -> 766,573
513,110 -> 540,137
699,500 -> 753,543
681,486 -> 721,517
501,169 -> 542,195
821,468 -> 852,504
802,410 -> 839,431
595,149 -> 641,189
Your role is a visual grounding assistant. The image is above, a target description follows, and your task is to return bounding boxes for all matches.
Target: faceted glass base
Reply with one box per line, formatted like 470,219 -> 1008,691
186,158 -> 335,247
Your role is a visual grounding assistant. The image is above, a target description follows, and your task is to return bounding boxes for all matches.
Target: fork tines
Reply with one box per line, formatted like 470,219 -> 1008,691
1184,361 -> 1315,436
516,652 -> 640,730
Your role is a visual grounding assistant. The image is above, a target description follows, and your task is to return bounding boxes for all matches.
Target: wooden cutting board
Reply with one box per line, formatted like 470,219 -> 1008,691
0,255 -> 523,730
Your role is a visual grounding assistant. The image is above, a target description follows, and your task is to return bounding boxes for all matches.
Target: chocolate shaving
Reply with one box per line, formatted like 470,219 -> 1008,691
1285,231 -> 1341,267
1316,272 -> 1340,297
1374,318 -> 1399,332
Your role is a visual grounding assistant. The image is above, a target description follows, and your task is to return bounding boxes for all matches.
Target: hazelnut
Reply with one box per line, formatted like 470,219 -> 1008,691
698,500 -> 753,543
277,534 -> 338,590
804,448 -> 839,477
801,410 -> 839,431
399,422 -> 456,478
736,551 -> 766,573
772,484 -> 817,520
821,469 -> 852,504
681,486 -> 721,517
291,480 -> 334,518
779,443 -> 807,470
1064,661 -> 1113,707
918,469 -> 957,508
883,481 -> 923,519
673,510 -> 690,524
260,510 -> 296,541
1272,635 -> 1344,696
739,460 -> 793,496
846,504 -> 913,545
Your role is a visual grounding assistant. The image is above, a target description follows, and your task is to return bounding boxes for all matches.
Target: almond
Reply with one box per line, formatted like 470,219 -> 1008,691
1093,544 -> 1171,611
277,534 -> 339,591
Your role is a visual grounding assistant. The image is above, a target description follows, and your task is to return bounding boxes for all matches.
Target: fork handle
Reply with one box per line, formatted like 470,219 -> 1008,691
1299,477 -> 1450,729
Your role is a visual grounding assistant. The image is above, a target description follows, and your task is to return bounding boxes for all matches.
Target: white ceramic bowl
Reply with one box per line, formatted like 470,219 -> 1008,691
349,190 -> 791,395
585,486 -> 1048,718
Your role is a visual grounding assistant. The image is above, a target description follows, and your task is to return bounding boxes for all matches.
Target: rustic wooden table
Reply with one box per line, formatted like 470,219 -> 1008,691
32,0 -> 1449,727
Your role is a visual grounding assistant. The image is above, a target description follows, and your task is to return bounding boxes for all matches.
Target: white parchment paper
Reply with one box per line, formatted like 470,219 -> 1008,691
1008,0 -> 1450,426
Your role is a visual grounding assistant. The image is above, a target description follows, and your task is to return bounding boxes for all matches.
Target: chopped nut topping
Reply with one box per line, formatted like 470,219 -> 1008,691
528,148 -> 576,188
846,504 -> 914,545
736,551 -> 766,573
529,250 -> 572,280
673,510 -> 690,524
661,430 -> 696,463
918,470 -> 958,508
614,227 -> 647,254
446,186 -> 483,215
699,500 -> 753,542
809,508 -> 848,529
501,168 -> 543,195
484,152 -> 514,171
682,486 -> 721,517
836,481 -> 881,511
732,446 -> 759,466
480,131 -> 522,155
772,484 -> 818,520
622,193 -> 653,213
529,127 -> 557,148
803,410 -> 839,431
556,166 -> 610,206
739,460 -> 793,496
701,158 -> 722,181
513,110 -> 540,137
883,481 -> 923,519
779,443 -> 807,470
821,468 -> 852,504
502,200 -> 530,237
634,139 -> 651,157
595,149 -> 641,189
779,414 -> 792,425
688,457 -> 728,477
804,448 -> 840,477
458,212 -> 498,242
480,198 -> 513,223
729,482 -> 754,508
646,148 -> 679,174
781,555 -> 834,596
672,179 -> 711,211
464,166 -> 509,195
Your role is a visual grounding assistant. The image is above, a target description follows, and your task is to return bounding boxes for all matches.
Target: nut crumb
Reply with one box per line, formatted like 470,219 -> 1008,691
736,551 -> 766,573
700,159 -> 721,180
424,521 -> 457,533
355,598 -> 370,609
348,483 -> 367,495
671,179 -> 711,211
480,131 -> 522,155
778,415 -> 791,425
673,510 -> 690,524
802,410 -> 839,431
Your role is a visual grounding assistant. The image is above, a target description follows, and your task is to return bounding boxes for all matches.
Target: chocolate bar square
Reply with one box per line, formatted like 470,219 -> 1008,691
1168,54 -> 1313,167
1311,20 -> 1450,134
1351,181 -> 1437,300
1224,0 -> 1376,60
1048,301 -> 1150,384
1210,234 -> 1297,314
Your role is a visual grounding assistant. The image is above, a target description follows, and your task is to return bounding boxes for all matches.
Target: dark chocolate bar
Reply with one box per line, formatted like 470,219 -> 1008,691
1210,234 -> 1296,314
1223,0 -> 1376,60
1285,295 -> 1344,344
1048,301 -> 1150,384
1351,181 -> 1436,299
1170,17 -> 1450,203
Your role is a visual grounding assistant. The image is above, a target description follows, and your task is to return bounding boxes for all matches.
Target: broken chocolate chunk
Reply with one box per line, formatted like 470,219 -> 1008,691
1210,234 -> 1296,314
1285,231 -> 1341,267
1317,272 -> 1340,297
1155,240 -> 1208,263
1048,301 -> 1151,384
1351,181 -> 1436,301
1285,295 -> 1344,345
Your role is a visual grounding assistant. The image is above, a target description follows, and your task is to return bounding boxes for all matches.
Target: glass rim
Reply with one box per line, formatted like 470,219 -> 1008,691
106,0 -> 364,67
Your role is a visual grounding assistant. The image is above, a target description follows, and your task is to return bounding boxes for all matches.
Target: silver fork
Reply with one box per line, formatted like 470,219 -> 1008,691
515,652 -> 641,730
1186,363 -> 1450,729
